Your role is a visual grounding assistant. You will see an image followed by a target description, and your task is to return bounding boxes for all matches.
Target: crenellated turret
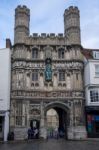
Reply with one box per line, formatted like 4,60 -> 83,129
64,6 -> 81,45
14,5 -> 30,44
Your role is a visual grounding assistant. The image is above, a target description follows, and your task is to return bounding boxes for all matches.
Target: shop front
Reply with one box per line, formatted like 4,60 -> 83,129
86,106 -> 99,138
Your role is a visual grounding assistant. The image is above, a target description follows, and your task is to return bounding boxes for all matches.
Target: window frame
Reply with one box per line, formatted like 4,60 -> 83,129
95,64 -> 99,77
32,47 -> 38,59
90,89 -> 99,102
32,70 -> 38,81
58,48 -> 65,59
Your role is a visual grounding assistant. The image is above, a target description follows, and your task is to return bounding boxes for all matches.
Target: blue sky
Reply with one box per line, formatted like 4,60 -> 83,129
0,0 -> 99,48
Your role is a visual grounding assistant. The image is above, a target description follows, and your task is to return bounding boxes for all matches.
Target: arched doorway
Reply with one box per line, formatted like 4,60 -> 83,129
28,119 -> 40,139
44,102 -> 70,139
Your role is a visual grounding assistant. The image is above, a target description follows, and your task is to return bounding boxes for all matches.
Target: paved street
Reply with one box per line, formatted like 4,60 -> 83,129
0,139 -> 99,150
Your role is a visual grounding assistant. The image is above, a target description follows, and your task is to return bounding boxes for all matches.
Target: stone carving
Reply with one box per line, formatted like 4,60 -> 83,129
45,64 -> 52,81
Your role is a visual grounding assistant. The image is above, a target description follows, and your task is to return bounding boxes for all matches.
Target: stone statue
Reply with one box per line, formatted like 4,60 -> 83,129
45,64 -> 52,81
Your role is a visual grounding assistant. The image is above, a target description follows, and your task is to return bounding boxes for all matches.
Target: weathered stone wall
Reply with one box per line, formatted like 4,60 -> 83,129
10,5 -> 86,140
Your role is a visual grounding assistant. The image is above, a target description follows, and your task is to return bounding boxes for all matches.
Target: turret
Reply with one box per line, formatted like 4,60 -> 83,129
64,6 -> 81,45
14,5 -> 30,44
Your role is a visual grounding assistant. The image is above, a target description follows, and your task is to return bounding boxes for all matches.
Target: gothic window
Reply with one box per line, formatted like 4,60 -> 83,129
95,65 -> 99,77
59,70 -> 65,81
16,102 -> 22,126
90,89 -> 99,102
32,70 -> 38,81
58,48 -> 64,59
32,48 -> 38,59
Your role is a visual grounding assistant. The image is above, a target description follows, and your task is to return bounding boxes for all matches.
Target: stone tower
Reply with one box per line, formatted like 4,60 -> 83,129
64,6 -> 81,45
14,5 -> 30,44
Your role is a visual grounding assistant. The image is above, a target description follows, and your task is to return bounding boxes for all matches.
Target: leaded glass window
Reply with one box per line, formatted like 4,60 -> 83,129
90,90 -> 99,102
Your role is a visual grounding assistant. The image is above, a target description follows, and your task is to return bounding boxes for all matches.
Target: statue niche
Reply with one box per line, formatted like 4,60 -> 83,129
45,58 -> 52,81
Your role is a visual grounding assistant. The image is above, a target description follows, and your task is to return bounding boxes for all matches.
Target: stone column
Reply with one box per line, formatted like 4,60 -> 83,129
73,72 -> 76,90
72,100 -> 87,139
53,74 -> 57,88
26,73 -> 30,88
40,73 -> 44,88
67,102 -> 74,139
40,50 -> 44,59
40,102 -> 47,139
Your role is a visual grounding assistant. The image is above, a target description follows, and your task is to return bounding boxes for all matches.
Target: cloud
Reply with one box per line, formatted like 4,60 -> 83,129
0,0 -> 99,49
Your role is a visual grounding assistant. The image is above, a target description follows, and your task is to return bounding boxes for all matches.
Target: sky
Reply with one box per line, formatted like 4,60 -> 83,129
0,0 -> 99,49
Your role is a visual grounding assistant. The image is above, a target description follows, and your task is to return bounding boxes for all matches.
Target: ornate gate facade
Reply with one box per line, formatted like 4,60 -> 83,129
10,5 -> 86,140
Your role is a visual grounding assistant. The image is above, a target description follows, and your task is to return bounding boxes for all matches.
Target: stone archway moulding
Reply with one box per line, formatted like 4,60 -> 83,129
44,101 -> 70,116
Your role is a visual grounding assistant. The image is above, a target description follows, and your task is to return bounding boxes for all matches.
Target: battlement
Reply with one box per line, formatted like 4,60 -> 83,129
64,6 -> 79,16
29,33 -> 64,38
15,5 -> 30,15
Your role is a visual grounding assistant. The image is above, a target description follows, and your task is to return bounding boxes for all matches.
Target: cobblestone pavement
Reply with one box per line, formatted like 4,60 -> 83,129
0,139 -> 99,150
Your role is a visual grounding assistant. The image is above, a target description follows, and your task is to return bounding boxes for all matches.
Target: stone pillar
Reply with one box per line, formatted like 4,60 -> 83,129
53,74 -> 57,88
73,72 -> 76,90
26,73 -> 30,88
40,102 -> 47,139
27,49 -> 31,59
67,102 -> 74,139
79,72 -> 83,90
40,73 -> 44,88
40,50 -> 44,59
66,74 -> 71,89
71,72 -> 73,90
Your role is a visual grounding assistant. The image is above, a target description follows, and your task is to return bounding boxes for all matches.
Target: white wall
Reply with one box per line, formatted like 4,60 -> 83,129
84,62 -> 90,87
84,59 -> 99,106
0,48 -> 11,141
0,48 -> 11,111
84,60 -> 99,86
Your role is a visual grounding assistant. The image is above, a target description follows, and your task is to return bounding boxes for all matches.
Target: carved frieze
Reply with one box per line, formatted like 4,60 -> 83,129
29,105 -> 40,116
12,61 -> 83,70
11,90 -> 84,99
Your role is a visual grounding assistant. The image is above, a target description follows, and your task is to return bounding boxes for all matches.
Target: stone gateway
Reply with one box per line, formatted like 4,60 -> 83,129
10,5 -> 87,140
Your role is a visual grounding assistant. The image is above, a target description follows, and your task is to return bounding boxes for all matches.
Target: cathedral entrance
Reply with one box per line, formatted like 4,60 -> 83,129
28,119 -> 40,139
44,102 -> 70,139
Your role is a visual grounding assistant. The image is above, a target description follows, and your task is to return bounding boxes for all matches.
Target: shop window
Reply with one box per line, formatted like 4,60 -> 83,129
58,48 -> 64,59
32,70 -> 38,81
90,90 -> 99,102
59,70 -> 65,81
32,48 -> 38,59
95,65 -> 99,77
95,122 -> 99,133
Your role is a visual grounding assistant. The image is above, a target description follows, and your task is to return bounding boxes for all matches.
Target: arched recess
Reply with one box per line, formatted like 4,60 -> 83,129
44,101 -> 70,139
32,46 -> 39,59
